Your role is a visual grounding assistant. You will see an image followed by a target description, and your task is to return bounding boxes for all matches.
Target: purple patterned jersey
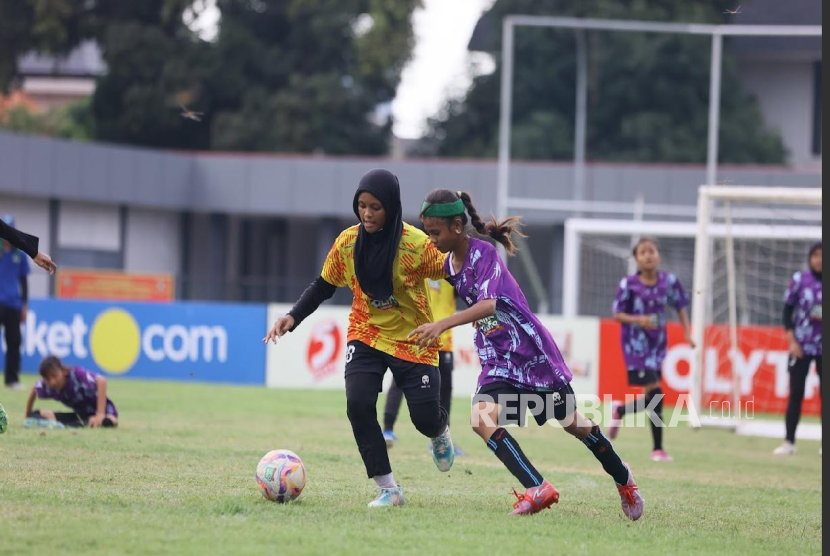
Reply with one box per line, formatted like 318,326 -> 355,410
612,271 -> 690,371
445,238 -> 572,391
784,270 -> 822,356
35,366 -> 118,417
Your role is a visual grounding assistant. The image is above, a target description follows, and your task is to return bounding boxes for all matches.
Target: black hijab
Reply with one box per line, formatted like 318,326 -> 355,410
352,169 -> 403,301
809,241 -> 822,279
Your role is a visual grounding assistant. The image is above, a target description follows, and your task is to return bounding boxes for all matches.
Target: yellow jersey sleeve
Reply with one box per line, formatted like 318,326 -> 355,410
320,229 -> 351,287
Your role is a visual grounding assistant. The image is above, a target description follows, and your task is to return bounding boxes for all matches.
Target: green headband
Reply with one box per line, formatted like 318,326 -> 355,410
420,199 -> 465,218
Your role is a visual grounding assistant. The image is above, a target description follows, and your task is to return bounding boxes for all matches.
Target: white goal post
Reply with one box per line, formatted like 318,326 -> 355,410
562,185 -> 822,439
690,186 -> 822,436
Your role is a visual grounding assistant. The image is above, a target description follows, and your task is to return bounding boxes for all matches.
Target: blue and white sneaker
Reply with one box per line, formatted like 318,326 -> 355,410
0,402 -> 7,434
23,418 -> 65,429
368,486 -> 406,508
430,427 -> 455,472
427,441 -> 464,457
383,430 -> 398,449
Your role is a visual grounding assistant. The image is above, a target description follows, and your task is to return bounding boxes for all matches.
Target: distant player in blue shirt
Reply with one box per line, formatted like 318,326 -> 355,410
0,215 -> 31,391
0,213 -> 56,433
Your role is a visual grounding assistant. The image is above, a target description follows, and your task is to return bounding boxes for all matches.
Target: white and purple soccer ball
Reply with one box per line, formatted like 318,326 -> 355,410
255,449 -> 307,503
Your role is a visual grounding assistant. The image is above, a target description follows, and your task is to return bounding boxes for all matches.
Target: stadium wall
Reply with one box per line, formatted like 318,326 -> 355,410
264,304 -> 600,398
1,131 -> 821,222
7,299 -> 817,416
1,130 -> 821,309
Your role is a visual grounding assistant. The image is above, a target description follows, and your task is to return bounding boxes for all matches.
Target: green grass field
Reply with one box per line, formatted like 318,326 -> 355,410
0,378 -> 822,556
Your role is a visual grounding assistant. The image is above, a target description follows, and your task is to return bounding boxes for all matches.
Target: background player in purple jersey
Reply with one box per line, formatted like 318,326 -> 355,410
24,356 -> 118,428
608,238 -> 692,462
774,242 -> 822,456
409,189 -> 643,520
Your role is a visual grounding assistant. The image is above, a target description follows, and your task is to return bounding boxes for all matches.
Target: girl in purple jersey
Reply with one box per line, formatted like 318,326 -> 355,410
24,356 -> 118,428
774,242 -> 822,456
409,189 -> 643,520
608,238 -> 692,462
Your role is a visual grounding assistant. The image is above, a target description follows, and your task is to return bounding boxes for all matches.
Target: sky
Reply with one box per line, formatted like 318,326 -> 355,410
186,0 -> 496,140
391,0 -> 496,138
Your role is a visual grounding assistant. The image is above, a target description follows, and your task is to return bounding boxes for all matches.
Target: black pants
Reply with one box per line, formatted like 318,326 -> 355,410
384,351 -> 453,432
345,341 -> 448,478
786,355 -> 822,443
0,304 -> 22,386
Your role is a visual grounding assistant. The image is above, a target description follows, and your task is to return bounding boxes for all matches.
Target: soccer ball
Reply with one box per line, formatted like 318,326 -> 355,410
255,449 -> 307,503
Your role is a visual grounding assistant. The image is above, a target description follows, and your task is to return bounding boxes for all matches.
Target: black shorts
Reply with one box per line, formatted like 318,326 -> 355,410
628,369 -> 661,386
345,341 -> 441,405
472,381 -> 577,426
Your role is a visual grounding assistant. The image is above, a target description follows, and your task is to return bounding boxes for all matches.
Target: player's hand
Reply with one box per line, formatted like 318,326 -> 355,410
789,340 -> 804,360
638,315 -> 658,330
33,252 -> 57,274
87,414 -> 105,428
263,315 -> 295,344
20,303 -> 27,322
408,323 -> 443,349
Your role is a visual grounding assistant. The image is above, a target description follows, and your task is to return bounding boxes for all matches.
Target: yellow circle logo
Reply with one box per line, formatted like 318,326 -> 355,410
89,309 -> 141,374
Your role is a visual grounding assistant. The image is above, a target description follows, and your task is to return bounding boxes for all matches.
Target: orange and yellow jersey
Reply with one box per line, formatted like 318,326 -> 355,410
426,277 -> 456,352
321,222 -> 447,365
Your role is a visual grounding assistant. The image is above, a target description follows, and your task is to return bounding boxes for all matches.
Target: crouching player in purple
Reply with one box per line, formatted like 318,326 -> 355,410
608,238 -> 692,462
410,190 -> 643,520
24,356 -> 118,428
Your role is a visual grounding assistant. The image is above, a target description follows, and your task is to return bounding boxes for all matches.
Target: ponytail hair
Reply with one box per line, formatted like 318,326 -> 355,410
421,189 -> 526,256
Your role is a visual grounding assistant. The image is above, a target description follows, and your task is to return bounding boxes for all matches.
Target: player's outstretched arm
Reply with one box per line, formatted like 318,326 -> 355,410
409,299 -> 496,349
0,219 -> 39,259
263,276 -> 337,344
0,221 -> 57,274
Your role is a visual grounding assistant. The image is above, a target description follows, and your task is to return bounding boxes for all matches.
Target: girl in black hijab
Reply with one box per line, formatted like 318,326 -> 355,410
264,168 -> 455,508
351,168 -> 403,301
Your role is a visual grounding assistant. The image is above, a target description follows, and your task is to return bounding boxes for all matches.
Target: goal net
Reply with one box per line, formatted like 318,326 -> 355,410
562,186 -> 821,440
690,186 -> 822,439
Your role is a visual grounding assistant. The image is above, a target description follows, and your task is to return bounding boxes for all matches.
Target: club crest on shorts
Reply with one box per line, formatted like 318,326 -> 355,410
421,375 -> 430,388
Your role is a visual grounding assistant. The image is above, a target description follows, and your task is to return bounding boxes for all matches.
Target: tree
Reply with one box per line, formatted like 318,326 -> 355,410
0,0 -> 421,154
420,0 -> 787,164
0,98 -> 94,140
205,0 -> 419,153
0,0 -> 87,93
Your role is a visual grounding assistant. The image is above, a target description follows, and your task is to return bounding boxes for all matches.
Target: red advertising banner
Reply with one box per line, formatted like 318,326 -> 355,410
599,319 -> 821,416
56,269 -> 175,302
